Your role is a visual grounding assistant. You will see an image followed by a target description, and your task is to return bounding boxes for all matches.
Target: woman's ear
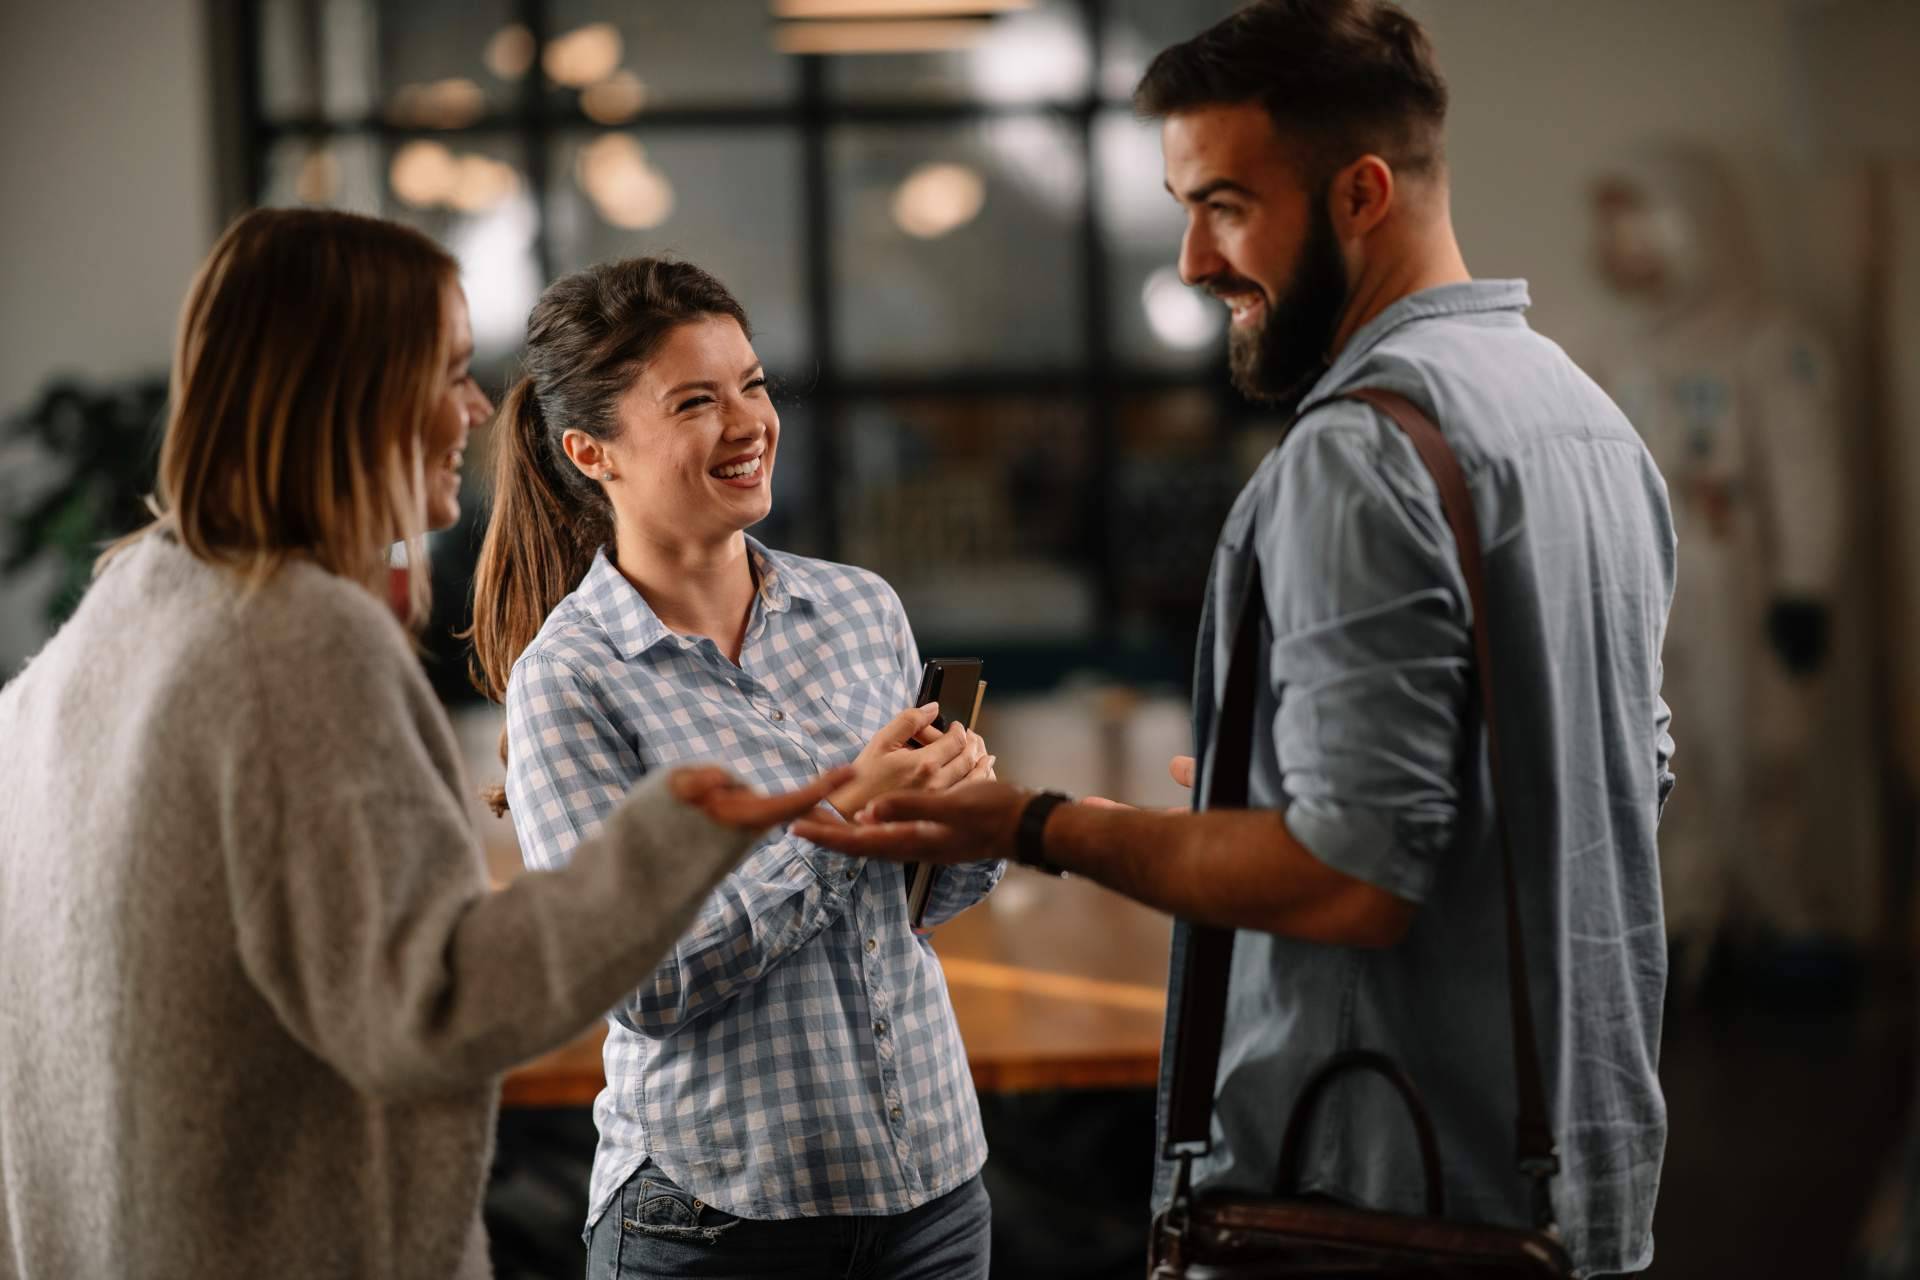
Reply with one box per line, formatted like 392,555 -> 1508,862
560,428 -> 604,479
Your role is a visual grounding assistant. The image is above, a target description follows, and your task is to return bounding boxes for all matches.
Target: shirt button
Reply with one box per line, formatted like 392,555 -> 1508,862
865,938 -> 878,955
771,708 -> 785,721
889,1106 -> 903,1123
873,1020 -> 888,1037
846,868 -> 859,882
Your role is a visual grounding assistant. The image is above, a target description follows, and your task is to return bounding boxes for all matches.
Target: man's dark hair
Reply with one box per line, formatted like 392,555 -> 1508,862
1134,0 -> 1449,185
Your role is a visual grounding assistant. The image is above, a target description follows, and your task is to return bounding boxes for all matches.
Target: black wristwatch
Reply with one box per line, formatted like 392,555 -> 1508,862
1015,790 -> 1072,877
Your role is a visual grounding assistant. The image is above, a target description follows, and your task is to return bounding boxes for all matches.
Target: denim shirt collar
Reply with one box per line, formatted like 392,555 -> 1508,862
1301,279 -> 1531,408
576,535 -> 818,660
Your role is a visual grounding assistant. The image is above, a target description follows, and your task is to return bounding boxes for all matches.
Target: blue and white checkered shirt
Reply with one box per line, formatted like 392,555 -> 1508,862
504,539 -> 999,1229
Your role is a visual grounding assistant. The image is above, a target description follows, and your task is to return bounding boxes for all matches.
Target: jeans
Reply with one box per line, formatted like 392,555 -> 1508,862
586,1163 -> 991,1280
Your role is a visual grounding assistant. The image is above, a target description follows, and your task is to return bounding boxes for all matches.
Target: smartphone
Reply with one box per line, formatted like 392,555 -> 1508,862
908,657 -> 984,745
904,657 -> 985,929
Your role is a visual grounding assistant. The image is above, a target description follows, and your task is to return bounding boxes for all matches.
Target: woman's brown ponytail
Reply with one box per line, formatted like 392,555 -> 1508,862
462,258 -> 751,814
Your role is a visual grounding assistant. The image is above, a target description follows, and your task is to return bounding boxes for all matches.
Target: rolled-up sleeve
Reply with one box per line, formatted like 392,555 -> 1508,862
1263,420 -> 1472,904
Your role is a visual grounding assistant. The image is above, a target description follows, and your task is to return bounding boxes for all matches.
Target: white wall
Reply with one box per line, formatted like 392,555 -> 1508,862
1403,0 -> 1815,355
0,0 -> 217,414
0,0 -> 216,669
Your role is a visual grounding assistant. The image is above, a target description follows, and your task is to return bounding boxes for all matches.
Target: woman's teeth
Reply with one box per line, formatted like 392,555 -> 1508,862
711,456 -> 762,480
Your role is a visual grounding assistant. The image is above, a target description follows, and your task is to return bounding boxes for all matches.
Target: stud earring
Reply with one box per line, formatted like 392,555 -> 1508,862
601,470 -> 615,481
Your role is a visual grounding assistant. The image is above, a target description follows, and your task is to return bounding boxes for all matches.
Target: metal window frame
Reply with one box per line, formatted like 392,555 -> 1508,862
235,0 -> 1246,685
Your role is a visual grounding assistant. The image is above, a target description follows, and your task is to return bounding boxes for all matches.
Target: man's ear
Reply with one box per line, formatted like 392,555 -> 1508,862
1332,155 -> 1395,238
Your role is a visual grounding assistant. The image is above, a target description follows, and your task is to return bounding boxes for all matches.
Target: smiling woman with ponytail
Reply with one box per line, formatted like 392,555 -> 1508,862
465,258 -> 1003,1279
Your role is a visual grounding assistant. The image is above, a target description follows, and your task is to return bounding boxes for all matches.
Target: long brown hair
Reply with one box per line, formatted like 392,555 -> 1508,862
105,207 -> 459,625
465,258 -> 750,809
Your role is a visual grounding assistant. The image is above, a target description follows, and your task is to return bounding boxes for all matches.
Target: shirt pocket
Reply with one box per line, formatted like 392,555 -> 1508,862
822,675 -> 908,742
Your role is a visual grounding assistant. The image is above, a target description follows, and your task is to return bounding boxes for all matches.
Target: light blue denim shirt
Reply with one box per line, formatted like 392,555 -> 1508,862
506,540 -> 1000,1231
1156,281 -> 1677,1277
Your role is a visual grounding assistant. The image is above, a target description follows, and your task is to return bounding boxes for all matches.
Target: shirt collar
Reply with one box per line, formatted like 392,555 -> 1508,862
1304,279 -> 1531,404
576,535 -> 818,660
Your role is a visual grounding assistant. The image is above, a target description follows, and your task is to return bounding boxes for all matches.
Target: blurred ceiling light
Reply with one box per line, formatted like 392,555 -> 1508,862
773,18 -> 990,55
971,5 -> 1088,103
294,146 -> 340,205
581,70 -> 649,124
1141,266 -> 1221,350
387,77 -> 486,128
390,140 -> 459,207
576,134 -> 675,230
773,0 -> 1028,15
449,155 -> 522,214
891,162 -> 986,238
484,23 -> 535,80
545,23 -> 623,88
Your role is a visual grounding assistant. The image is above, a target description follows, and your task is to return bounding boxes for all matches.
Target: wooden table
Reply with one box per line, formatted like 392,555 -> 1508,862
501,869 -> 1172,1106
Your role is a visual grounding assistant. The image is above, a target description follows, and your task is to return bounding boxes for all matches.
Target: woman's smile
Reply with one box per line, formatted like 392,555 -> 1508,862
709,449 -> 765,489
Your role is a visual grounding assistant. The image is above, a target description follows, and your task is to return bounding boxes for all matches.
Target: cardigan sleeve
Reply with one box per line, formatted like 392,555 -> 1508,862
222,580 -> 757,1099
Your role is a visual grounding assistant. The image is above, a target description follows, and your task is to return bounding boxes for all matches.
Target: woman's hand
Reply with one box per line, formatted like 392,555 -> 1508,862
669,764 -> 855,830
829,705 -> 996,817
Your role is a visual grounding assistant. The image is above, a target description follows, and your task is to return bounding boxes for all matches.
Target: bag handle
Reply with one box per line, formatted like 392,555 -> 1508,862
1159,388 -> 1559,1231
1274,1049 -> 1446,1217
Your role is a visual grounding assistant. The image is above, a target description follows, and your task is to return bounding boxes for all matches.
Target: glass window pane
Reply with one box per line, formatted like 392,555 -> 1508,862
839,397 -> 1095,644
832,120 -> 1086,374
259,0 -> 380,121
265,133 -> 539,369
755,398 -> 826,560
544,0 -> 797,110
828,1 -> 1089,104
1100,0 -> 1245,99
1096,110 -> 1224,373
1109,392 -> 1245,641
545,129 -> 807,373
261,134 -> 385,215
261,0 -> 523,124
376,0 -> 521,124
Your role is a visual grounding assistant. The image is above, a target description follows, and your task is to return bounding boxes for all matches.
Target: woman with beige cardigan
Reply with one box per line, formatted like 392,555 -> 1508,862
0,208 -> 848,1279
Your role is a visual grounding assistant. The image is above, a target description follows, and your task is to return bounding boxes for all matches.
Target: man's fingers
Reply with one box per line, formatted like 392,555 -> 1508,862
789,816 -> 953,862
1169,755 -> 1197,789
862,790 -> 968,824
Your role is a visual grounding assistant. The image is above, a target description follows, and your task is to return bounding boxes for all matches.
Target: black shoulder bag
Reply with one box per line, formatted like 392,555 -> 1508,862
1147,389 -> 1574,1278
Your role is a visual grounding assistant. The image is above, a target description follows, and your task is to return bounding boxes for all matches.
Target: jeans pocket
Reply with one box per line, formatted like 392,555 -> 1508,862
623,1163 -> 740,1244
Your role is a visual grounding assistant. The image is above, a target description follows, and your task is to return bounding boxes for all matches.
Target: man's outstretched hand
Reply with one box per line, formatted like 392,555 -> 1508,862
670,765 -> 856,831
790,781 -> 1028,865
1082,754 -> 1196,811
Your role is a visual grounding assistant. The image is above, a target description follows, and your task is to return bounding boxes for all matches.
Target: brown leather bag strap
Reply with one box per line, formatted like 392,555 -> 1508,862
1345,387 -> 1559,1224
1159,389 -> 1559,1230
1160,563 -> 1265,1157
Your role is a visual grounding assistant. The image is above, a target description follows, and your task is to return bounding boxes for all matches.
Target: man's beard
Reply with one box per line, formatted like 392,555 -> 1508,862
1225,197 -> 1348,413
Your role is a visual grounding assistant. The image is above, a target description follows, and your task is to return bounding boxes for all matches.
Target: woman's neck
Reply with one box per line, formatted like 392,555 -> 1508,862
611,522 -> 758,665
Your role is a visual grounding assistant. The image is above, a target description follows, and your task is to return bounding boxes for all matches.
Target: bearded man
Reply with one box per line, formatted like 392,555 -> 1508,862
797,2 -> 1678,1275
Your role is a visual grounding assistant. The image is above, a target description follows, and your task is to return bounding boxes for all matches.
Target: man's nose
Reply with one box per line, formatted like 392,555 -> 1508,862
1178,220 -> 1222,288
